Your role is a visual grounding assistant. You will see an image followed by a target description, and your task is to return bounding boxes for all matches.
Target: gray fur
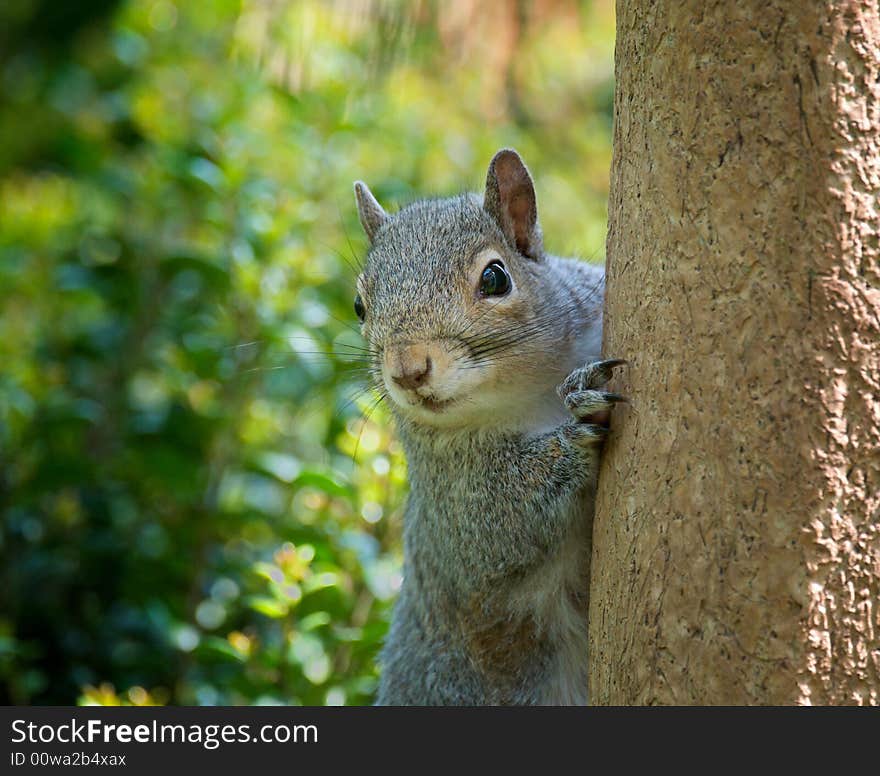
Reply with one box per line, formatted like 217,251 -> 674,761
353,149 -> 619,705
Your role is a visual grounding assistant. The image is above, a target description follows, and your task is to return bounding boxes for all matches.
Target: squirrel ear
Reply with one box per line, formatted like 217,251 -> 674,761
483,149 -> 543,259
354,181 -> 388,243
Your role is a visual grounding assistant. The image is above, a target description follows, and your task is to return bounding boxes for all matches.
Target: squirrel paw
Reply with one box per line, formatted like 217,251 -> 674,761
558,359 -> 627,428
557,358 -> 627,398
563,389 -> 627,421
565,421 -> 609,448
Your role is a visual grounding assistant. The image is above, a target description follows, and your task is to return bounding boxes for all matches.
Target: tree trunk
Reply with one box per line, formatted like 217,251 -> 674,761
591,1 -> 880,705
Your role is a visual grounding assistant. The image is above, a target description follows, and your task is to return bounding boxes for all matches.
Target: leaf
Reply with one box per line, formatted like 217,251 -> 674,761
198,636 -> 245,662
247,596 -> 289,619
293,471 -> 352,498
298,612 -> 331,631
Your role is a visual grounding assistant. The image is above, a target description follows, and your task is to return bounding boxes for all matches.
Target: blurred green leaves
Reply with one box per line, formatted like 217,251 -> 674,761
0,0 -> 613,705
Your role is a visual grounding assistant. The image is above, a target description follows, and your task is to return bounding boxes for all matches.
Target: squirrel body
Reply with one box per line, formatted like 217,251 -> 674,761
352,150 -> 621,705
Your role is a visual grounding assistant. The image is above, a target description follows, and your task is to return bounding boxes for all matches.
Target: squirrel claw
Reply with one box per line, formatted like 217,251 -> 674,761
564,389 -> 628,420
593,358 -> 628,371
567,422 -> 608,447
558,358 -> 628,399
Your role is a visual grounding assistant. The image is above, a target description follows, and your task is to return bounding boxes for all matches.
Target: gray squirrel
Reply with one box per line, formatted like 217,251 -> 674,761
352,149 -> 624,705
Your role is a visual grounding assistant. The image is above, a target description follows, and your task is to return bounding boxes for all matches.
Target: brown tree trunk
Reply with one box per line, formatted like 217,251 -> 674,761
591,1 -> 880,705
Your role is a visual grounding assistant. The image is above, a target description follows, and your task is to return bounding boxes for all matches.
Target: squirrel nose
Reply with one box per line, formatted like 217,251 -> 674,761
391,356 -> 432,391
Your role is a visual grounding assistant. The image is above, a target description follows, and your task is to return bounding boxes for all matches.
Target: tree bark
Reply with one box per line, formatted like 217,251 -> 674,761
591,1 -> 880,705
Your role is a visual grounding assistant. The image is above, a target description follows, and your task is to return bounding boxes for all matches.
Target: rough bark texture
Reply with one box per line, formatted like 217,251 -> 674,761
591,1 -> 880,705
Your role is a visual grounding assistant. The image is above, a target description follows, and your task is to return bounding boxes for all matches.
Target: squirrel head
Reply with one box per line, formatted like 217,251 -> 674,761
352,149 -> 579,432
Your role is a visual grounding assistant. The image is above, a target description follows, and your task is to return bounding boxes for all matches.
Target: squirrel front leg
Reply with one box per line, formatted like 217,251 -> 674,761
469,359 -> 627,578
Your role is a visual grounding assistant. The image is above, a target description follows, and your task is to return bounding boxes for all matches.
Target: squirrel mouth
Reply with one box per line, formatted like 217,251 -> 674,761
417,395 -> 455,413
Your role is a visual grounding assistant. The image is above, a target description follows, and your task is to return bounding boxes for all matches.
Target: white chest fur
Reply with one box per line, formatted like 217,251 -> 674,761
509,500 -> 592,705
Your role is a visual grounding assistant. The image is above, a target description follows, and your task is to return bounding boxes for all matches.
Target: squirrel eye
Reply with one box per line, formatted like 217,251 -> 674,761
479,262 -> 511,297
354,294 -> 366,322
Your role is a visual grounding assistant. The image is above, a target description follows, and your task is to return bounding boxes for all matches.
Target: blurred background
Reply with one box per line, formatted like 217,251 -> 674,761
0,0 -> 614,705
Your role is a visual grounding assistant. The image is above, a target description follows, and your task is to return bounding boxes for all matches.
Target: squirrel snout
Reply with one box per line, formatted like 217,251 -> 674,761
390,355 -> 432,391
386,345 -> 434,392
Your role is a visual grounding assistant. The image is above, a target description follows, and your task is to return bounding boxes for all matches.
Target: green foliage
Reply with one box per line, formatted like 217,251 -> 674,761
0,0 -> 614,705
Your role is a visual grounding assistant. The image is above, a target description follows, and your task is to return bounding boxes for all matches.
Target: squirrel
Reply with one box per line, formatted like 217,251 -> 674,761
351,149 -> 624,705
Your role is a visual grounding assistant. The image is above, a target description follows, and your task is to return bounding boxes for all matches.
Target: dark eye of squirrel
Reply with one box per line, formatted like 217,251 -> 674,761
479,262 -> 511,297
354,294 -> 366,322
